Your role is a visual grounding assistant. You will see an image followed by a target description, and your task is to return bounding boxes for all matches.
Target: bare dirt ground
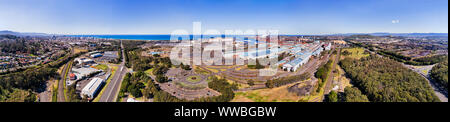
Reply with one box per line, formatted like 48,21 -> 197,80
334,65 -> 352,92
38,79 -> 55,102
232,82 -> 302,102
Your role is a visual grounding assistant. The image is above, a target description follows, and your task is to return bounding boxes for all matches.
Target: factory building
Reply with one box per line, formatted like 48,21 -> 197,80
75,58 -> 95,66
282,57 -> 307,72
283,51 -> 312,72
81,77 -> 105,99
90,53 -> 103,58
312,47 -> 323,57
281,42 -> 324,72
324,43 -> 332,50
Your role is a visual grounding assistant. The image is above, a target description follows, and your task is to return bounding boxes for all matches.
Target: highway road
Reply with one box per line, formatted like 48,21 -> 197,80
57,61 -> 70,102
56,63 -> 67,102
57,48 -> 75,102
99,41 -> 128,102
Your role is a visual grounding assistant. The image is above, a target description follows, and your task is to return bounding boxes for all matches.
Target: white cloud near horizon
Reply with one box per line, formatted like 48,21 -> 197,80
392,20 -> 400,24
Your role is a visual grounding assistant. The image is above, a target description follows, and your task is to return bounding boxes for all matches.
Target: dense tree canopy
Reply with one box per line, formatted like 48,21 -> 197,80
0,88 -> 36,102
430,60 -> 448,91
314,59 -> 334,92
0,50 -> 80,102
325,91 -> 338,102
339,55 -> 440,102
341,87 -> 369,102
0,36 -> 41,55
266,73 -> 310,88
351,41 -> 447,66
0,67 -> 57,102
412,55 -> 448,65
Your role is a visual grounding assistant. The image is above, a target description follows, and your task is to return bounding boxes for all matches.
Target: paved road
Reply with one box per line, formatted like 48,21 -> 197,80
424,75 -> 448,102
99,41 -> 128,102
57,62 -> 69,102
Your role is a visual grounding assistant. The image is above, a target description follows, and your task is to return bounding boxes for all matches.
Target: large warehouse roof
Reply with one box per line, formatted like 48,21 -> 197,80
82,77 -> 104,98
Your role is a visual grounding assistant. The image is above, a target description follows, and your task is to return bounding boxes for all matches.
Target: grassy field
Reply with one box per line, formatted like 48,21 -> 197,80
411,65 -> 431,75
186,75 -> 202,83
94,64 -> 109,71
202,66 -> 219,73
52,81 -> 58,102
74,48 -> 88,54
193,66 -> 212,75
93,66 -> 118,102
144,68 -> 153,76
235,66 -> 245,71
231,83 -> 301,102
174,81 -> 206,90
341,48 -> 369,59
421,69 -> 429,75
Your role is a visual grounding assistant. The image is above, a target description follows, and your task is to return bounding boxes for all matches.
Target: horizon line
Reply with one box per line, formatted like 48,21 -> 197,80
1,30 -> 449,36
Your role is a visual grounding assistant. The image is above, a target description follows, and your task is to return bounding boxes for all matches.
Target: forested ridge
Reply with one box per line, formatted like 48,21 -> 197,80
340,87 -> 370,102
413,55 -> 448,65
326,87 -> 369,102
314,59 -> 333,93
339,55 -> 440,102
350,41 -> 447,66
0,35 -> 41,55
430,60 -> 448,91
0,51 -> 82,102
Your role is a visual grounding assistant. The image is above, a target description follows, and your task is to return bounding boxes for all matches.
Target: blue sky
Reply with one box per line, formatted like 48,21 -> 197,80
0,0 -> 447,35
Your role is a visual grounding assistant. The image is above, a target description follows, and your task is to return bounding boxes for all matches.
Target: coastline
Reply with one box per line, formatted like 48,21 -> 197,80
67,35 -> 173,41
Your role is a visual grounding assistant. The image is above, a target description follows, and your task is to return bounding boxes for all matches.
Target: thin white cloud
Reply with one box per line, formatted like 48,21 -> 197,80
392,20 -> 400,24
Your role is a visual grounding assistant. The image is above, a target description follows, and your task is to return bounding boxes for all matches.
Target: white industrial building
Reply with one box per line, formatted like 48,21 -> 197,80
90,53 -> 103,58
69,67 -> 102,84
283,57 -> 305,72
81,77 -> 105,99
282,44 -> 320,72
324,43 -> 332,50
312,47 -> 323,56
75,58 -> 95,66
283,51 -> 312,72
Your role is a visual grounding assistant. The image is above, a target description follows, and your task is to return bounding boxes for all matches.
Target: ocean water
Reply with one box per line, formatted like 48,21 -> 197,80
68,35 -> 235,41
69,35 -> 173,40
